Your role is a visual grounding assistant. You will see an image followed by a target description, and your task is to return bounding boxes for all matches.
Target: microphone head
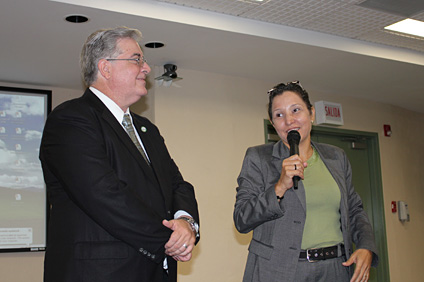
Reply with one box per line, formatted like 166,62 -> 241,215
287,130 -> 301,143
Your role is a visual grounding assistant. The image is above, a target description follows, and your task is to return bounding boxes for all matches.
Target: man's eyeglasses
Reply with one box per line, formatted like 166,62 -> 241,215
106,56 -> 147,67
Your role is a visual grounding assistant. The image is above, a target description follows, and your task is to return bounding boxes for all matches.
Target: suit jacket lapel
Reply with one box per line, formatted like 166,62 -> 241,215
115,113 -> 158,184
83,90 -> 158,184
131,115 -> 164,189
132,116 -> 171,208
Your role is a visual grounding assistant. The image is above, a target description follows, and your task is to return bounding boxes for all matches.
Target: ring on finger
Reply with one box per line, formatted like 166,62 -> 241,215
182,243 -> 188,249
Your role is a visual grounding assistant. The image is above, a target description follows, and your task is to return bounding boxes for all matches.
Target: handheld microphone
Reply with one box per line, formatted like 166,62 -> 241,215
287,130 -> 301,189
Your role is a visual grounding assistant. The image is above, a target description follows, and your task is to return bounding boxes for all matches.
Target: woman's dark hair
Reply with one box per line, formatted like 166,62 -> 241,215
267,81 -> 313,121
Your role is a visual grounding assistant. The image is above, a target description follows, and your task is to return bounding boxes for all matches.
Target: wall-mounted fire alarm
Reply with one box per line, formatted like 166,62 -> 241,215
384,124 -> 392,137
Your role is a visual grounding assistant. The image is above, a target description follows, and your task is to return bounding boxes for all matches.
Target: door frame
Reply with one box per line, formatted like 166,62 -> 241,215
264,120 -> 390,281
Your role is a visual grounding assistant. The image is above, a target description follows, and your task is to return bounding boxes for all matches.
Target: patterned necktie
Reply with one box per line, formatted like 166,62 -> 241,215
122,114 -> 150,166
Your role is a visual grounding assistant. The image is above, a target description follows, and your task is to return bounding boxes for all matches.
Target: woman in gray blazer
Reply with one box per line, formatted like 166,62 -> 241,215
234,81 -> 378,282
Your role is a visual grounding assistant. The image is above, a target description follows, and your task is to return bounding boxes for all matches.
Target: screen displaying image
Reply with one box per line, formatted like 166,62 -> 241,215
0,86 -> 51,252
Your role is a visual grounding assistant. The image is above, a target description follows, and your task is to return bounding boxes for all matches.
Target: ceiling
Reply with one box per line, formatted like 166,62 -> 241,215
1,0 -> 424,113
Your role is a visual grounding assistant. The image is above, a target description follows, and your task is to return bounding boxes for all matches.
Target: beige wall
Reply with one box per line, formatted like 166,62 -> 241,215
154,68 -> 424,282
1,66 -> 423,281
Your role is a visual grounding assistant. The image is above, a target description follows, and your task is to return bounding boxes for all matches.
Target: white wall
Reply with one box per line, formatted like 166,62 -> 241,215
1,66 -> 423,282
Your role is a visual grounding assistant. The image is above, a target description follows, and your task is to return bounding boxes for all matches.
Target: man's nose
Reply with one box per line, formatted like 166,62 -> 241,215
141,62 -> 151,74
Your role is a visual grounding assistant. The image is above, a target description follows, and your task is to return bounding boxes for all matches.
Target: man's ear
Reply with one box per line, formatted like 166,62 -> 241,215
97,59 -> 111,79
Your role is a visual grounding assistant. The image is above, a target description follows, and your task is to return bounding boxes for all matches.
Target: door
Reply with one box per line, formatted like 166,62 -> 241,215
265,121 -> 390,281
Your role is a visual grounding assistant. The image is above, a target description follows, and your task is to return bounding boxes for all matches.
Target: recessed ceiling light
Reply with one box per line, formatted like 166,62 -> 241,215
144,42 -> 165,49
65,15 -> 89,23
384,18 -> 424,38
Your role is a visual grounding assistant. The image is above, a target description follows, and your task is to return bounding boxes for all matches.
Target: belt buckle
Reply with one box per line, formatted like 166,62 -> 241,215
306,249 -> 318,263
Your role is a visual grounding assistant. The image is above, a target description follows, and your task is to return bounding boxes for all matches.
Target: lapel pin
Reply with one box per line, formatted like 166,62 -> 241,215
141,126 -> 147,133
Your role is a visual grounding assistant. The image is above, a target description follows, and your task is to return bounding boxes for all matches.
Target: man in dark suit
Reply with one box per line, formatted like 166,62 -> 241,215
39,26 -> 199,282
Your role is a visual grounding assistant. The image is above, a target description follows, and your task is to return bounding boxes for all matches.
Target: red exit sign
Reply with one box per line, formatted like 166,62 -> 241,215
315,101 -> 344,126
325,105 -> 341,118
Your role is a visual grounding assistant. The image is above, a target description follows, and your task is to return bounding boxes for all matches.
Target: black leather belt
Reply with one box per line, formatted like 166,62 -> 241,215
299,244 -> 345,262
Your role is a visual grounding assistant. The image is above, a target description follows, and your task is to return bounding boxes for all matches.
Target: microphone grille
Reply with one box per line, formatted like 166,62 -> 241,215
287,130 -> 300,143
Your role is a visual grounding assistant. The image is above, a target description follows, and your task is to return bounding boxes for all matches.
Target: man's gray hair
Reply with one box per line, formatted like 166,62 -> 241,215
80,26 -> 142,86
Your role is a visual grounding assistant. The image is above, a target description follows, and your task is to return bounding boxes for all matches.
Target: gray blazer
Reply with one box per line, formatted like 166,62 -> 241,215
234,141 -> 378,282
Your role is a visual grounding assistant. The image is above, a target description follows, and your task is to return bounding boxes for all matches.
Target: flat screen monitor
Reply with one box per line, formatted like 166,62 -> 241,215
0,86 -> 51,253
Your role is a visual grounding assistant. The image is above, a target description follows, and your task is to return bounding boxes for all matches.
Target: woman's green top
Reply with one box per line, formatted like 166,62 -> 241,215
301,148 -> 344,250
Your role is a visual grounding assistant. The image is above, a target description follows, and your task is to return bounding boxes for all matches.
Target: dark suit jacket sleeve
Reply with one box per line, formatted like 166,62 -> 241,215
40,97 -> 197,262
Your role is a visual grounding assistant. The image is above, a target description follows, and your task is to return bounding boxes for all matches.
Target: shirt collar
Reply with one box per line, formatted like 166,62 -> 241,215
90,87 -> 130,125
